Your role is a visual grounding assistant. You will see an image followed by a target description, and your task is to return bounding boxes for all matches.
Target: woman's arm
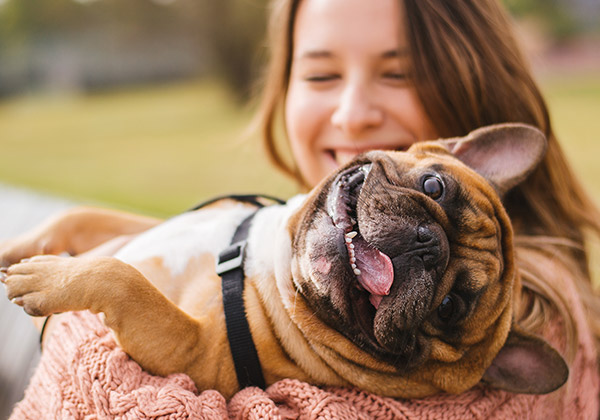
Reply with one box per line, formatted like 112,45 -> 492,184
0,206 -> 162,267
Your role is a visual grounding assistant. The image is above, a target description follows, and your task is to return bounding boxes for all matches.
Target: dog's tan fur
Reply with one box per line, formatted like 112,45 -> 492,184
1,124 -> 568,399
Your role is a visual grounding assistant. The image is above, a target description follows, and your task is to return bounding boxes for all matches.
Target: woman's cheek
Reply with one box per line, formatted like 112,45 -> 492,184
286,87 -> 325,150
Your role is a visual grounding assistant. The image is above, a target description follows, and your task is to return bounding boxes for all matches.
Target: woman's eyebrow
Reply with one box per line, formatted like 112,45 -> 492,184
296,50 -> 334,60
382,49 -> 408,59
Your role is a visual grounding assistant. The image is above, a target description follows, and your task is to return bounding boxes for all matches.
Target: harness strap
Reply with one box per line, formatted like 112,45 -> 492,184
188,193 -> 285,212
217,211 -> 265,389
212,194 -> 284,389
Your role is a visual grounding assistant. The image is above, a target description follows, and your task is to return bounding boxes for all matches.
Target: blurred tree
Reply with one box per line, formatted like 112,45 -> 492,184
200,0 -> 268,101
0,0 -> 269,99
503,0 -> 596,40
4,0 -> 593,98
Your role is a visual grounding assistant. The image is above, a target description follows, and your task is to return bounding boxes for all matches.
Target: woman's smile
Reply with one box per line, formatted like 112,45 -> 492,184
324,143 -> 412,170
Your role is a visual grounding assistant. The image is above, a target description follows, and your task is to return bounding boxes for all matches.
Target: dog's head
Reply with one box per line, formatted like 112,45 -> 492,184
284,123 -> 568,397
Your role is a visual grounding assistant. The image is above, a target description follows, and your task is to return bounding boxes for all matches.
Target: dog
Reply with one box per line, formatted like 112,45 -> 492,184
1,123 -> 568,399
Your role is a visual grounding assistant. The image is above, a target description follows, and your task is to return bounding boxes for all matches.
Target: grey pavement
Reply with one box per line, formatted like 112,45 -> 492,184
0,183 -> 74,420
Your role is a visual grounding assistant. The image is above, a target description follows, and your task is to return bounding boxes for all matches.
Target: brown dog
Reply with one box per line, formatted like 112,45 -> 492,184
1,123 -> 568,399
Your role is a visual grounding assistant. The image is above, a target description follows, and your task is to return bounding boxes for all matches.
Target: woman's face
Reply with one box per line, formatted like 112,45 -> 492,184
285,0 -> 438,187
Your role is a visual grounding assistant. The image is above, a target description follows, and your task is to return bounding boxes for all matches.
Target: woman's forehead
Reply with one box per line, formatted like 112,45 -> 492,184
292,0 -> 407,57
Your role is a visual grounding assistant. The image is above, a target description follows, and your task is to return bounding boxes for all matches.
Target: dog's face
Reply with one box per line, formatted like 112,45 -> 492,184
284,124 -> 568,397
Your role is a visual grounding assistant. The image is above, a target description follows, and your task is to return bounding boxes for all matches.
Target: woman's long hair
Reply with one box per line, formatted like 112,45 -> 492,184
253,0 -> 600,360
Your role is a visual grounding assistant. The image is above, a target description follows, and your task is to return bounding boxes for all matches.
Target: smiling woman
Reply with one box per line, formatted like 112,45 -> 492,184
252,0 -> 600,414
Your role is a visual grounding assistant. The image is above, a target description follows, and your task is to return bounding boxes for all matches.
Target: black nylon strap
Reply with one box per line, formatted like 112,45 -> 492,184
216,209 -> 266,389
188,194 -> 285,212
192,194 -> 284,389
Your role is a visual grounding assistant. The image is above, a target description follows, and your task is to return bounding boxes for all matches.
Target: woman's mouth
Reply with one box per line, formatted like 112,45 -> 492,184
330,150 -> 360,167
326,145 -> 411,169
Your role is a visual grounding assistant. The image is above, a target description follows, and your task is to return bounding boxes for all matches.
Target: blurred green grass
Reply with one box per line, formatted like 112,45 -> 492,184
541,73 -> 600,285
0,80 -> 296,216
542,74 -> 600,201
0,75 -> 598,218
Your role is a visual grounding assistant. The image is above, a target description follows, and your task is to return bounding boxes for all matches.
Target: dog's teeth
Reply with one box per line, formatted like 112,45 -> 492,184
344,231 -> 361,277
351,218 -> 357,226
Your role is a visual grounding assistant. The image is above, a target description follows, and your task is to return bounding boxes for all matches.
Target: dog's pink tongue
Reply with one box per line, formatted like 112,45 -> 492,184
353,236 -> 394,308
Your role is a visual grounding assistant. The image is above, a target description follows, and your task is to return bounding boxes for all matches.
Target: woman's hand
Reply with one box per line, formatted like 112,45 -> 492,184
0,206 -> 161,268
0,213 -> 69,268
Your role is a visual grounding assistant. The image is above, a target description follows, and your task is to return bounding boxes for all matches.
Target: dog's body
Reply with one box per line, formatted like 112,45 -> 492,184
1,124 -> 568,399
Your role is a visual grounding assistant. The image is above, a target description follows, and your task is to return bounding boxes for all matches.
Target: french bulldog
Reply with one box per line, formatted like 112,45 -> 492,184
1,123 -> 568,399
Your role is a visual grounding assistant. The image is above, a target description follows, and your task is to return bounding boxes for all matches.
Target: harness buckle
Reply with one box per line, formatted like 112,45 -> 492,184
216,241 -> 247,276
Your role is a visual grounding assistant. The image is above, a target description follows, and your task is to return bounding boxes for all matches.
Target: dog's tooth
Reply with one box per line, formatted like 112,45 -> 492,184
350,218 -> 357,225
350,256 -> 356,263
345,237 -> 352,244
346,231 -> 358,239
353,268 -> 361,276
348,243 -> 354,249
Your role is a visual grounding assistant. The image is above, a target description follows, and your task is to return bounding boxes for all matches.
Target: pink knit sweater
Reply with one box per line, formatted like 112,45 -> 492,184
10,281 -> 599,419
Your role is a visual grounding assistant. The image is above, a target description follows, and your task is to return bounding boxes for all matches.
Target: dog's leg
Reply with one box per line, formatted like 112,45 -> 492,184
0,206 -> 161,267
2,255 -> 203,381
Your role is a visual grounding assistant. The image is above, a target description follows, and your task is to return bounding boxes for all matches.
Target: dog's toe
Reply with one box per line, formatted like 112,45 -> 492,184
5,274 -> 38,300
18,292 -> 53,317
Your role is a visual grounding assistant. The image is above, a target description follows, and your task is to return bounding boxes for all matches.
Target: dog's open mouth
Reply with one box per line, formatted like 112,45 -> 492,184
327,164 -> 395,310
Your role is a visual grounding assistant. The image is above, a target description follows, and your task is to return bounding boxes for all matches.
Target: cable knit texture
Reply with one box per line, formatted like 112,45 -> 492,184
10,276 -> 599,419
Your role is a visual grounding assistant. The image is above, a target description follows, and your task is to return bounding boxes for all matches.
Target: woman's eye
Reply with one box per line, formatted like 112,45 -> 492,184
383,72 -> 406,80
382,72 -> 408,85
304,74 -> 340,83
422,176 -> 444,200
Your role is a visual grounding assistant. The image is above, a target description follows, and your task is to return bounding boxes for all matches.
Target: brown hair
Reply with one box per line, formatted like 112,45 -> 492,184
254,0 -> 600,359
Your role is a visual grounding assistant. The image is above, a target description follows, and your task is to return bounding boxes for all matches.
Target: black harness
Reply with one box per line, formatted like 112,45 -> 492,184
190,194 -> 285,389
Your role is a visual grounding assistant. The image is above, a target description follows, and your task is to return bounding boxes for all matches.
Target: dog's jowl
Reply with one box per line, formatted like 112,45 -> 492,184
2,123 -> 568,398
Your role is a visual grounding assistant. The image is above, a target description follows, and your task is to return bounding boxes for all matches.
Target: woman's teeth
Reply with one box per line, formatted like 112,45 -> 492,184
335,151 -> 360,166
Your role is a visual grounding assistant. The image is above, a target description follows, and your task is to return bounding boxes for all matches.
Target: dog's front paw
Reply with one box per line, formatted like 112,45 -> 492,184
1,255 -> 84,317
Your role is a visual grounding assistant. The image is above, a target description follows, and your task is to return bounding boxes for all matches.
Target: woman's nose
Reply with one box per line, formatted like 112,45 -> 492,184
331,83 -> 384,137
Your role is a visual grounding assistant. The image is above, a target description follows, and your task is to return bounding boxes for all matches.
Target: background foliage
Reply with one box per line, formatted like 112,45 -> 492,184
0,0 -> 598,217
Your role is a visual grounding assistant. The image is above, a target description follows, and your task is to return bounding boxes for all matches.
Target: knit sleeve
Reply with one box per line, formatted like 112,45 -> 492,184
9,281 -> 599,420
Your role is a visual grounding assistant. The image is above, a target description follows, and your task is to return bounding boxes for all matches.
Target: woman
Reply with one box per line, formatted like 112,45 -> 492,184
4,0 -> 600,418
258,0 -> 600,384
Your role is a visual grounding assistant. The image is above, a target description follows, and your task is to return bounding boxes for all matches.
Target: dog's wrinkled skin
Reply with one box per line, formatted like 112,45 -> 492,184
1,123 -> 568,398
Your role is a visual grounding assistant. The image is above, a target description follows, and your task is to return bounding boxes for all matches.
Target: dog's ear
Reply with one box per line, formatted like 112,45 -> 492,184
442,123 -> 547,195
481,325 -> 569,394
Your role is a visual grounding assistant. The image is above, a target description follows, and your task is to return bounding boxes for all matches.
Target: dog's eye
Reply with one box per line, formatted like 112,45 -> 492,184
438,295 -> 455,321
422,176 -> 444,200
